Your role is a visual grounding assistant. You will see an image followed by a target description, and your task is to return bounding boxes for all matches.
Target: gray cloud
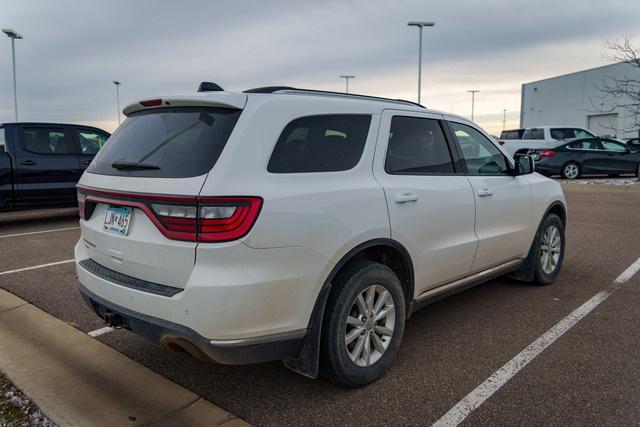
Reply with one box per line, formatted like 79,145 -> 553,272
1,0 -> 638,132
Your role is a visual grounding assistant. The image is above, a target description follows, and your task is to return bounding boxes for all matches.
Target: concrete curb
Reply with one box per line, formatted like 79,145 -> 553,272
0,289 -> 249,427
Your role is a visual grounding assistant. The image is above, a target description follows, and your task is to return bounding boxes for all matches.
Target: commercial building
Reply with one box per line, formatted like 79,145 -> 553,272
520,62 -> 640,139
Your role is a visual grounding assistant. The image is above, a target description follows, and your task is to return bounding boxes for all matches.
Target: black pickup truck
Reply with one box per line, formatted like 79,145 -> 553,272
0,122 -> 110,210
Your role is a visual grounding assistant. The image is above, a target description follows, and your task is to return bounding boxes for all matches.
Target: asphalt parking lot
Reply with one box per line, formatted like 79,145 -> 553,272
1,184 -> 639,426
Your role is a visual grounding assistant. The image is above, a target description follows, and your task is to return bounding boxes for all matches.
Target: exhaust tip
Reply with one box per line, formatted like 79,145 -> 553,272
161,337 -> 211,362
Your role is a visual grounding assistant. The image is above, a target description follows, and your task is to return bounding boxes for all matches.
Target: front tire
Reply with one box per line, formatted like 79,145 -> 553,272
320,261 -> 406,387
561,162 -> 580,179
532,213 -> 565,285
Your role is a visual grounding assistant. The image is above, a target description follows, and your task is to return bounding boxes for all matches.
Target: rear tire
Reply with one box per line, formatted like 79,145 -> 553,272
320,261 -> 405,388
531,213 -> 565,285
561,162 -> 580,179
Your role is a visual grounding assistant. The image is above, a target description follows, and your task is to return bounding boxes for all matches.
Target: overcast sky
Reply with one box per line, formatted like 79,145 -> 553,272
1,0 -> 639,134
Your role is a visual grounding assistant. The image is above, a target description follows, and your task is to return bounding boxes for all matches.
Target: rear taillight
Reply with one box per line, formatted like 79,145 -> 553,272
77,191 -> 87,220
198,198 -> 262,242
76,186 -> 262,243
498,140 -> 505,145
151,204 -> 198,234
538,150 -> 556,157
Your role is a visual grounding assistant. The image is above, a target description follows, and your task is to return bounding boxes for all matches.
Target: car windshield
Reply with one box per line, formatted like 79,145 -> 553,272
87,107 -> 241,178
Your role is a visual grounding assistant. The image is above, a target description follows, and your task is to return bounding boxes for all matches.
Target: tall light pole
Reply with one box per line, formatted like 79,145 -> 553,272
339,75 -> 355,93
407,21 -> 435,104
2,29 -> 23,122
468,90 -> 479,121
502,109 -> 507,131
112,81 -> 121,125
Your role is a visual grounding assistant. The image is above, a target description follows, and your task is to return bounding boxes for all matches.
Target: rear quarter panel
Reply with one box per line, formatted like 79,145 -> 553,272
199,96 -> 391,264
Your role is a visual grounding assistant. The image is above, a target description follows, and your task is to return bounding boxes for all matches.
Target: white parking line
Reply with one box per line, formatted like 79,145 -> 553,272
88,326 -> 115,337
433,256 -> 640,427
0,226 -> 79,239
0,259 -> 75,276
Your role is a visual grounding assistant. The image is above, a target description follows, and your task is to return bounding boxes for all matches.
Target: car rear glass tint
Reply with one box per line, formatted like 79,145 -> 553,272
268,114 -> 371,173
88,107 -> 241,178
500,130 -> 524,140
523,128 -> 544,139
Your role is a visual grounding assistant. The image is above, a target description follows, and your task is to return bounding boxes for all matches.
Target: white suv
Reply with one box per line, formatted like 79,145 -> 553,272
75,85 -> 566,387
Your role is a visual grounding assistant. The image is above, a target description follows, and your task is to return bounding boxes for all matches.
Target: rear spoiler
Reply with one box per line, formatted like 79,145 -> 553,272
122,92 -> 247,116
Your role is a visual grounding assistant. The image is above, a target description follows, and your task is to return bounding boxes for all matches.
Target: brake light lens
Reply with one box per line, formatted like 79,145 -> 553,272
498,140 -> 505,145
140,98 -> 162,107
77,191 -> 87,220
538,150 -> 556,157
76,186 -> 262,243
198,198 -> 262,242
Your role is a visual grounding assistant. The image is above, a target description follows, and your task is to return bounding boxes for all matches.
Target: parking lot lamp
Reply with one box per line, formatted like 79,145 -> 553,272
503,109 -> 507,131
113,81 -> 121,125
339,75 -> 355,93
2,29 -> 23,122
468,90 -> 479,121
407,21 -> 435,104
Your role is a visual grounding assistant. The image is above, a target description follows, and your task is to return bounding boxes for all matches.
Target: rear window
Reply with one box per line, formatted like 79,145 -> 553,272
88,107 -> 241,178
267,114 -> 371,173
499,129 -> 524,140
523,128 -> 544,140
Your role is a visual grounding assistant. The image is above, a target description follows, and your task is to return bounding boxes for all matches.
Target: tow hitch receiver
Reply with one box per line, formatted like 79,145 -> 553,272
103,311 -> 126,328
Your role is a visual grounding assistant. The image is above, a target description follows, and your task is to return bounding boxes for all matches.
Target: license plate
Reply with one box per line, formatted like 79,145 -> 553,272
103,205 -> 132,236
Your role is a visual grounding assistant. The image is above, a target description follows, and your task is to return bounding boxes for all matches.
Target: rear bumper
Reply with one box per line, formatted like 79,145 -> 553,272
534,162 -> 559,176
79,283 -> 306,364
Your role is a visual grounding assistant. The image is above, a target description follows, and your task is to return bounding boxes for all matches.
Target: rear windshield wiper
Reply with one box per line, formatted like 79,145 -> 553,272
111,161 -> 160,171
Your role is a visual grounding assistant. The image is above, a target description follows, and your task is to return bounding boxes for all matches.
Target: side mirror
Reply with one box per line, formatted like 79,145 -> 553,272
513,154 -> 534,175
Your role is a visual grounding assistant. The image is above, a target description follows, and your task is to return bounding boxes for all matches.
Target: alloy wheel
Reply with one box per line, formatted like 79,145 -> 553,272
564,163 -> 579,179
344,285 -> 396,367
540,224 -> 561,274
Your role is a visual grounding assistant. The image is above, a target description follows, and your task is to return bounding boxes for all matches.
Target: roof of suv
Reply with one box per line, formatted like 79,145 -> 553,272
122,87 -> 460,119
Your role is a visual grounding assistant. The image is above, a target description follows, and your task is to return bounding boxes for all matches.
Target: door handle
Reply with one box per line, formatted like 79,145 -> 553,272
81,160 -> 92,165
19,160 -> 37,166
394,192 -> 418,204
477,188 -> 493,197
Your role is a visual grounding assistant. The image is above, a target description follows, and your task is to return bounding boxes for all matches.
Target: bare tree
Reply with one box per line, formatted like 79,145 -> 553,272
591,35 -> 640,137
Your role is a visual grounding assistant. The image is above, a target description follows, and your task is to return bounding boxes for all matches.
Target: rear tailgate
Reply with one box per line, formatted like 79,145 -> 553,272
77,99 -> 244,289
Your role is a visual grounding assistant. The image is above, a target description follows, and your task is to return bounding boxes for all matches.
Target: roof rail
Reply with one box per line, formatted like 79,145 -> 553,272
243,86 -> 425,109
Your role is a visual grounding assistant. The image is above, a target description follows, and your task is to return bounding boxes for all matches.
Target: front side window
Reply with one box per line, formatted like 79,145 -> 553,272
450,122 -> 509,175
77,130 -> 108,155
268,114 -> 371,173
21,128 -> 73,154
523,128 -> 544,139
385,116 -> 454,174
600,140 -> 627,152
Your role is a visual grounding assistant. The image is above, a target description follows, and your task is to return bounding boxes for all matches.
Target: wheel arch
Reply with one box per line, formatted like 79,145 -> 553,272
282,238 -> 414,378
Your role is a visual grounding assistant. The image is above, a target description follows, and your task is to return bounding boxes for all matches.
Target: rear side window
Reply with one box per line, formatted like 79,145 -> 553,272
268,114 -> 371,173
500,129 -> 524,140
88,107 -> 241,178
21,128 -> 74,154
76,130 -> 108,155
385,116 -> 454,174
523,128 -> 544,139
551,128 -> 594,140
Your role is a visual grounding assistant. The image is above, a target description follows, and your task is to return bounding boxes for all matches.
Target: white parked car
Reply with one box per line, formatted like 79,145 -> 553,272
75,85 -> 567,387
499,126 -> 596,156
